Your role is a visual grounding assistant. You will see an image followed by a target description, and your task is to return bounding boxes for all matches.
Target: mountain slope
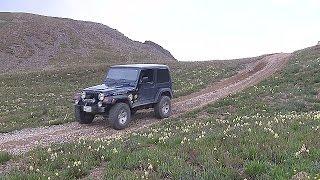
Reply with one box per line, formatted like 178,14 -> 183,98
0,12 -> 176,73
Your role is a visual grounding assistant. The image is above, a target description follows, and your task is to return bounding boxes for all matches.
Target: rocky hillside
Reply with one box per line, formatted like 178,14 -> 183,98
0,12 -> 176,73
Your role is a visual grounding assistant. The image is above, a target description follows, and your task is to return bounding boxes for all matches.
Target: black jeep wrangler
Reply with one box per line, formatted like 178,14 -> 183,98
74,64 -> 173,130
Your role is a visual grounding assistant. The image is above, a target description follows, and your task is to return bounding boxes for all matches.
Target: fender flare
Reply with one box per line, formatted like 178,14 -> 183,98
111,95 -> 133,108
155,88 -> 173,103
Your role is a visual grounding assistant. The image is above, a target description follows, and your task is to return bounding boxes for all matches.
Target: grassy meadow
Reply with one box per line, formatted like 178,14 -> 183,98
2,47 -> 320,179
0,60 -> 248,133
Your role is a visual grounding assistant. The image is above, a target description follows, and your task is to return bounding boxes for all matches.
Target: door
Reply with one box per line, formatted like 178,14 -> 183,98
138,69 -> 157,104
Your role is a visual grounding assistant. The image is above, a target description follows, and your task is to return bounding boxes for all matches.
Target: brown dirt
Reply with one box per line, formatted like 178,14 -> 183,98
80,162 -> 107,180
0,53 -> 291,176
291,171 -> 309,180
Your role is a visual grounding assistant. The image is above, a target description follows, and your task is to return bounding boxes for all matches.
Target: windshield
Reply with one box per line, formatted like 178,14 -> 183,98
105,68 -> 139,86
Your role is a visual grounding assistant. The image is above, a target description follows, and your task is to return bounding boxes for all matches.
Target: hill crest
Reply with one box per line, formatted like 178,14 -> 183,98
0,12 -> 176,73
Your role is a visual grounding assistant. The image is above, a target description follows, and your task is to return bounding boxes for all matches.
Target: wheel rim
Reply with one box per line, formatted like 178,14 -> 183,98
162,102 -> 170,115
118,110 -> 128,125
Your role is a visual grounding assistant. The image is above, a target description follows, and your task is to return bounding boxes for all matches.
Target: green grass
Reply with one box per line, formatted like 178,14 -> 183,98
3,47 -> 320,179
0,151 -> 11,165
0,61 -> 247,133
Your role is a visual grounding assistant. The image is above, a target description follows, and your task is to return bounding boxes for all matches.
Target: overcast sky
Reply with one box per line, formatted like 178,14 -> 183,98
1,0 -> 319,61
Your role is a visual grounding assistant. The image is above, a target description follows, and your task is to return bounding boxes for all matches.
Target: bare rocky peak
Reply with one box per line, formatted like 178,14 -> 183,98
0,12 -> 176,73
143,41 -> 175,61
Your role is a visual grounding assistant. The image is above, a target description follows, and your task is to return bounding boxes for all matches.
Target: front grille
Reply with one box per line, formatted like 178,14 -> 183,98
82,91 -> 98,105
85,91 -> 98,99
83,99 -> 96,104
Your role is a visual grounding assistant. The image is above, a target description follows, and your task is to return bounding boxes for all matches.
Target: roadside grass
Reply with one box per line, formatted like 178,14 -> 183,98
3,47 -> 320,179
0,60 -> 248,133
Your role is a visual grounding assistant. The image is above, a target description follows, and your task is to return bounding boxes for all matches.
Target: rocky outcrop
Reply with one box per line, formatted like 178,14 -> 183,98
143,41 -> 176,60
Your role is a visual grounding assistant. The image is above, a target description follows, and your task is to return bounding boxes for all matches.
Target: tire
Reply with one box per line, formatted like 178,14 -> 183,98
154,96 -> 171,119
75,106 -> 94,124
109,103 -> 131,130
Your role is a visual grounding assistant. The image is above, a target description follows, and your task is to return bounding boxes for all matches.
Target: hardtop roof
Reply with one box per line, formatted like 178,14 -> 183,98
110,64 -> 169,69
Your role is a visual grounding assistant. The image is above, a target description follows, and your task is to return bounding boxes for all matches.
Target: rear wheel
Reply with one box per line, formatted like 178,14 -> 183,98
154,96 -> 171,119
109,103 -> 131,130
75,106 -> 94,124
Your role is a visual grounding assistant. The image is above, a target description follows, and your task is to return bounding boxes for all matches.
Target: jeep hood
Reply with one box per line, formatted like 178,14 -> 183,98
83,84 -> 135,95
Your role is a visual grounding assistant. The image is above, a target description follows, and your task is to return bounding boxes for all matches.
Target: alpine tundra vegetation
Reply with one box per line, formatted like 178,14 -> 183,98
2,46 -> 320,179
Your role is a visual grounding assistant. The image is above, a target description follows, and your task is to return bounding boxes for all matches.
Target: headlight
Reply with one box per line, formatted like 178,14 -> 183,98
98,93 -> 105,101
103,96 -> 113,103
98,101 -> 103,107
81,91 -> 86,99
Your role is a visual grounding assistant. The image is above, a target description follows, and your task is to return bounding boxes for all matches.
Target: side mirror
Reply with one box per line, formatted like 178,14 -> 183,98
140,76 -> 149,84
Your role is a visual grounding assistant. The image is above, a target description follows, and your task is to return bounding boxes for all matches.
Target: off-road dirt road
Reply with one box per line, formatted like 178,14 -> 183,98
0,53 -> 291,156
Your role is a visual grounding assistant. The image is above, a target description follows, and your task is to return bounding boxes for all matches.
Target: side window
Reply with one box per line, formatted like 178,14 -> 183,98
140,69 -> 154,83
157,69 -> 170,83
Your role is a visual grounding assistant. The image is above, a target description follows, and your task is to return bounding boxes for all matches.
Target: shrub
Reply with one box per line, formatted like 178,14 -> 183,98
244,160 -> 269,177
0,151 -> 11,164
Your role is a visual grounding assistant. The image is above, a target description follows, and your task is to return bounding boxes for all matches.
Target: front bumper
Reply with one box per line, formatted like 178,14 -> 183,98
74,104 -> 105,113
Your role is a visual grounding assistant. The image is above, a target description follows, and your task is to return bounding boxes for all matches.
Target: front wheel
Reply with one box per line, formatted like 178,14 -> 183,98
154,96 -> 172,119
109,103 -> 131,130
75,106 -> 94,124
